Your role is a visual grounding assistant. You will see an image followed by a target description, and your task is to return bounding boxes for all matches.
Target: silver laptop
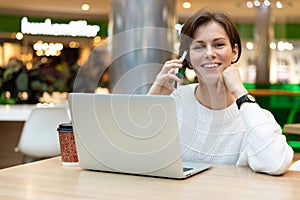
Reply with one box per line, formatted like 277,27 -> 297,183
68,93 -> 211,179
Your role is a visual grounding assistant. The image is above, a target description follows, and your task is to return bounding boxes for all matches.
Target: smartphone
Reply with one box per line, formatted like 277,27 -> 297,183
176,50 -> 188,79
174,50 -> 188,88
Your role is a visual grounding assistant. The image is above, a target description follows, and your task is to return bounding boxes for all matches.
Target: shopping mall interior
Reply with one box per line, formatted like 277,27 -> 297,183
0,1 -> 300,97
1,2 -> 300,198
0,0 -> 300,168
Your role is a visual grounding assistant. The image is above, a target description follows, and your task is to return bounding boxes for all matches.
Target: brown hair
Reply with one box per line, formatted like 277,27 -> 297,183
179,7 -> 242,64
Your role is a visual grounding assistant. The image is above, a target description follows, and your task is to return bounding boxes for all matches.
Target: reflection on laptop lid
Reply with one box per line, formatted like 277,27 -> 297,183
68,93 -> 211,179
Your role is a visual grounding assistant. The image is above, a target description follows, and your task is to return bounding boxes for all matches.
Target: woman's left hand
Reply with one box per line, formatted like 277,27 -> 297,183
222,66 -> 248,99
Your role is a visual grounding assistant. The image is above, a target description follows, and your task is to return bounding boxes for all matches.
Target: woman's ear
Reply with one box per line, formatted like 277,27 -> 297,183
231,56 -> 237,63
231,44 -> 239,63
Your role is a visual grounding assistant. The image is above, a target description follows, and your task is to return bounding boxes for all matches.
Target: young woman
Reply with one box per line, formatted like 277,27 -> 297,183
148,7 -> 294,175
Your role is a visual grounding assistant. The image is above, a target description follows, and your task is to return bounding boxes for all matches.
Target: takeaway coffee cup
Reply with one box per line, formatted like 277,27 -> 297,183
57,122 -> 79,166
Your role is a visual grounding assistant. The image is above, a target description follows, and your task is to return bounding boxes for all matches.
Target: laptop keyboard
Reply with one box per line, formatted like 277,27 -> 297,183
183,167 -> 193,172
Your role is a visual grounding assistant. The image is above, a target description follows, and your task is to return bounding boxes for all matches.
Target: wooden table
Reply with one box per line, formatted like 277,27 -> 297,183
0,104 -> 34,121
284,123 -> 300,135
248,89 -> 300,97
0,101 -> 69,121
0,157 -> 300,200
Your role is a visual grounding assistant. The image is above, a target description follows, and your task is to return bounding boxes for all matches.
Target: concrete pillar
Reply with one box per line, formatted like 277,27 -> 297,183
109,0 -> 177,94
255,4 -> 272,85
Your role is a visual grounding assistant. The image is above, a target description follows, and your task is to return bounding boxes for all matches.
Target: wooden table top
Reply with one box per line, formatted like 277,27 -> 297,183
0,157 -> 300,200
0,104 -> 34,121
284,123 -> 300,135
0,102 -> 70,121
248,89 -> 300,97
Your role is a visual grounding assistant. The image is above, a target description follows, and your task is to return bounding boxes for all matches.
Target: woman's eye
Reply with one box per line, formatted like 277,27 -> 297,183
215,43 -> 225,48
192,45 -> 204,51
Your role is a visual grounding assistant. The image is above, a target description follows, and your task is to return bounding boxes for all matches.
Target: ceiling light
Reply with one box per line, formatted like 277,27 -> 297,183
246,1 -> 253,8
253,0 -> 261,7
264,0 -> 271,6
245,0 -> 286,9
182,2 -> 191,9
276,1 -> 283,8
81,3 -> 90,11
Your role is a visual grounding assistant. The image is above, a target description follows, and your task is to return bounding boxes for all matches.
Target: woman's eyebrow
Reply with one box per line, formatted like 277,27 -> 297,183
192,37 -> 227,44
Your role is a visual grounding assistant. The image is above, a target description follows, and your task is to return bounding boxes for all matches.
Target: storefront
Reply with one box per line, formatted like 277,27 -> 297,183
0,15 -> 108,104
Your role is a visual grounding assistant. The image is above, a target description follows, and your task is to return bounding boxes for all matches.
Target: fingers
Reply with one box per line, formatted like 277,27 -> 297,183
222,66 -> 241,82
159,69 -> 183,84
157,59 -> 184,82
149,59 -> 184,94
222,66 -> 247,98
161,59 -> 183,74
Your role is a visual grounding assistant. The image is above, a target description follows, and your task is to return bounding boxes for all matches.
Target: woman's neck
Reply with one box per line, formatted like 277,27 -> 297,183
195,82 -> 235,110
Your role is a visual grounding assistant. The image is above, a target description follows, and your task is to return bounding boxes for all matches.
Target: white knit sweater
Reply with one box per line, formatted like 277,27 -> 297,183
172,83 -> 294,175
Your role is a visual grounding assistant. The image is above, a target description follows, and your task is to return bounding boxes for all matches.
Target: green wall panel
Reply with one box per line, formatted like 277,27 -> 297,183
236,23 -> 254,39
0,15 -> 21,32
237,23 -> 300,40
274,23 -> 300,39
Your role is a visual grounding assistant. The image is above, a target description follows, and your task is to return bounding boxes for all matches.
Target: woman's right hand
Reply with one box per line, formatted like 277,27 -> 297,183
147,58 -> 184,95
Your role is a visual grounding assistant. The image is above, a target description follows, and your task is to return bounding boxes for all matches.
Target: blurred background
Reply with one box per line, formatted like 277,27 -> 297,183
1,0 -> 300,99
0,0 -> 300,167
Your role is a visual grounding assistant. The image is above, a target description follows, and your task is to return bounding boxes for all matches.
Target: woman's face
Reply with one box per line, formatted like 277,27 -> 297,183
189,21 -> 238,84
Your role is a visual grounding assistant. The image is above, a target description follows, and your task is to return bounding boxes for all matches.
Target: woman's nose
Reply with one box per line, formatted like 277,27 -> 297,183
204,46 -> 216,59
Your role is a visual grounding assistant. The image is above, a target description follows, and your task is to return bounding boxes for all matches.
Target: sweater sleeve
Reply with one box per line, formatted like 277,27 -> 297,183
237,103 -> 294,175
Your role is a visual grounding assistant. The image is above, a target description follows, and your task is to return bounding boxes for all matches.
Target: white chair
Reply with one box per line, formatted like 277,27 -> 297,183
289,160 -> 300,171
15,106 -> 71,163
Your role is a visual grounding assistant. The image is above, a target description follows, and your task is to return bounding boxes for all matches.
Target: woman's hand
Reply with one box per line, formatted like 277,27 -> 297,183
147,59 -> 184,95
222,66 -> 248,99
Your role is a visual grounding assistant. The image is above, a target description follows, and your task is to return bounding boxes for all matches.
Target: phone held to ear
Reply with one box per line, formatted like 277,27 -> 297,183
174,50 -> 188,88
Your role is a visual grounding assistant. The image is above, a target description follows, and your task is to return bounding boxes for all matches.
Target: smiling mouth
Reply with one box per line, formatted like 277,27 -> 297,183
201,63 -> 219,68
